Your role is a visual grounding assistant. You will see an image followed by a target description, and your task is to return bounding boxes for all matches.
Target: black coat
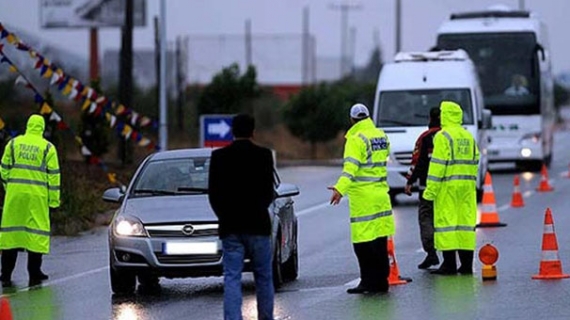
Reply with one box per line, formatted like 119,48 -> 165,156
208,139 -> 275,237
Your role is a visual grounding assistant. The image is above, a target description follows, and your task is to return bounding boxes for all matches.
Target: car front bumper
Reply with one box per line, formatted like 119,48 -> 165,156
110,235 -> 246,278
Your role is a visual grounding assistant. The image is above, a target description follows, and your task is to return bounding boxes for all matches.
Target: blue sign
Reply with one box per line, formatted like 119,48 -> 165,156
200,114 -> 234,148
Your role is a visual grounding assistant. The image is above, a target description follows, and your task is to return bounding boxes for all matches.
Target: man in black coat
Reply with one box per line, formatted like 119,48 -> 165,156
208,113 -> 276,320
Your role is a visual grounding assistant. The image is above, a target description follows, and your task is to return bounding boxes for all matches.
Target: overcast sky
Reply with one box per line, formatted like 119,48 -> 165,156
1,0 -> 570,75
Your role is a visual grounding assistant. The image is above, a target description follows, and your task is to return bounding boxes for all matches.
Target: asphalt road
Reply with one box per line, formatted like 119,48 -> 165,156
4,129 -> 570,319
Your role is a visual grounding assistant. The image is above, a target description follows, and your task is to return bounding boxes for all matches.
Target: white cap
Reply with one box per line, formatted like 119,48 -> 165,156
350,103 -> 370,119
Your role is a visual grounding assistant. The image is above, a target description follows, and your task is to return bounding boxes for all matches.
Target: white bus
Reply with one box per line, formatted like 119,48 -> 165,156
435,5 -> 555,170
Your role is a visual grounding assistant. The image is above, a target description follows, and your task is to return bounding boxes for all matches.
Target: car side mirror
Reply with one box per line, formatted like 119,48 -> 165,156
479,109 -> 492,130
103,187 -> 124,203
535,43 -> 546,62
275,183 -> 300,198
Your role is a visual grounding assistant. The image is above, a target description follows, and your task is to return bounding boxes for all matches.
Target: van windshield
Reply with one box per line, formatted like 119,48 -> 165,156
376,89 -> 474,127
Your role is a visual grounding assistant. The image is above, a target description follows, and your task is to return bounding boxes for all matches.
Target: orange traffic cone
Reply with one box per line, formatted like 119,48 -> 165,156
387,237 -> 411,285
532,208 -> 570,280
0,297 -> 13,320
477,172 -> 507,227
536,164 -> 553,192
510,175 -> 524,208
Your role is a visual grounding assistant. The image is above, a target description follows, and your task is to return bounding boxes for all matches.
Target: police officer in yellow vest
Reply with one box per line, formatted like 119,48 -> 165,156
0,114 -> 60,287
328,103 -> 395,294
423,101 -> 479,275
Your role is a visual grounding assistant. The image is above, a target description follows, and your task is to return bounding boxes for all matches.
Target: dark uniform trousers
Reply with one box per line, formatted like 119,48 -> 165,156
1,249 -> 43,280
418,190 -> 436,254
353,236 -> 389,290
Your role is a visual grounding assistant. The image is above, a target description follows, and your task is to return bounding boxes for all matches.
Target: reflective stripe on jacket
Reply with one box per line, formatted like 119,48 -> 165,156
423,101 -> 479,250
0,115 -> 60,254
334,118 -> 395,243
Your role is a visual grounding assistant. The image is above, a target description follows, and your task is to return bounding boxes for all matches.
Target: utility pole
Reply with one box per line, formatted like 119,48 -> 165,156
349,26 -> 356,76
302,6 -> 310,85
395,0 -> 402,55
119,0 -> 133,165
245,19 -> 252,66
329,2 -> 362,77
159,0 -> 168,150
518,0 -> 525,10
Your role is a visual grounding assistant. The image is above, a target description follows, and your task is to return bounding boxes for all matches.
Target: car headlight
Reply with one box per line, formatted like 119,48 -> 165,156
114,216 -> 148,237
520,132 -> 541,144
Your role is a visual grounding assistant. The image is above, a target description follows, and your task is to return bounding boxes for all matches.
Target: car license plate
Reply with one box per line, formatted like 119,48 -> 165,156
163,241 -> 218,255
488,150 -> 499,156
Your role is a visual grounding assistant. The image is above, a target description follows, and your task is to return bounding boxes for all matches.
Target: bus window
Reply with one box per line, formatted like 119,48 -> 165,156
437,32 -> 539,115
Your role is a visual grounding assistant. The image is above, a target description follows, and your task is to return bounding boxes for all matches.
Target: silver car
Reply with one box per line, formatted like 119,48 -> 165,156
103,148 -> 300,295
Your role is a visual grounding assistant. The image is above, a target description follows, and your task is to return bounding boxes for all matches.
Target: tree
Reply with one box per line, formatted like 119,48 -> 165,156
78,79 -> 110,163
197,63 -> 260,115
282,83 -> 347,159
353,46 -> 384,83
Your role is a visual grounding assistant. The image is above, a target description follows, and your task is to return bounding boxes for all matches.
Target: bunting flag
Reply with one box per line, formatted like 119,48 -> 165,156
0,117 -> 5,131
0,22 -> 161,133
0,49 -> 125,188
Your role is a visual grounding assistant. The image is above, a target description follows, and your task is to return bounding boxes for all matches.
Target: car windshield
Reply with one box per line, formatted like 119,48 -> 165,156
376,89 -> 473,127
132,157 -> 210,195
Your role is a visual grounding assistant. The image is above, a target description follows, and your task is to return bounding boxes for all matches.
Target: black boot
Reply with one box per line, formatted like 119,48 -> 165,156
457,250 -> 474,274
430,250 -> 457,275
418,251 -> 440,269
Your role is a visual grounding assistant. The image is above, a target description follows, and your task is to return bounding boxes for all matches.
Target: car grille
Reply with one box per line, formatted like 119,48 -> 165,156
155,253 -> 222,264
145,224 -> 218,238
393,151 -> 413,166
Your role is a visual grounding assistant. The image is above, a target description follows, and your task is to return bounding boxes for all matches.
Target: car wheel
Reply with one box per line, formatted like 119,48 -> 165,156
272,235 -> 284,289
110,267 -> 136,295
282,224 -> 299,282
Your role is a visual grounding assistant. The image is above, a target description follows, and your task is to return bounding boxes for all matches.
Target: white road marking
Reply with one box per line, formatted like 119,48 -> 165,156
296,202 -> 334,217
2,266 -> 109,295
344,278 -> 360,287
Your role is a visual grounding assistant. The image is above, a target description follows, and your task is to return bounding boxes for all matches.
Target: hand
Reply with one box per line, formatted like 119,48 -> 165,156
404,184 -> 412,196
327,186 -> 342,205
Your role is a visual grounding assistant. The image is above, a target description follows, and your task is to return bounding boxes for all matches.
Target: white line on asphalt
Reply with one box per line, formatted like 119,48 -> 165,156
343,278 -> 360,287
3,265 -> 109,295
296,201 -> 334,217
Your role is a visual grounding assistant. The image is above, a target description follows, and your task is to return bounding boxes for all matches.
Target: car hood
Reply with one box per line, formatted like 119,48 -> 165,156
121,195 -> 218,224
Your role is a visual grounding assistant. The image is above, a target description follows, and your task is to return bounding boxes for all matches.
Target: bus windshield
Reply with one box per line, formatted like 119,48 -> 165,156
437,32 -> 539,115
376,89 -> 473,127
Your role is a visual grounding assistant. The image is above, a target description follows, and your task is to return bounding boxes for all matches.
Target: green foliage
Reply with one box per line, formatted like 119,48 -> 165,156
78,79 -> 111,159
282,79 -> 376,152
197,63 -> 260,115
353,46 -> 384,83
554,82 -> 570,108
51,161 -> 120,236
42,90 -> 64,150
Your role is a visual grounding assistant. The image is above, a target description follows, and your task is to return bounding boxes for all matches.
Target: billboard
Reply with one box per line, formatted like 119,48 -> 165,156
40,0 -> 146,28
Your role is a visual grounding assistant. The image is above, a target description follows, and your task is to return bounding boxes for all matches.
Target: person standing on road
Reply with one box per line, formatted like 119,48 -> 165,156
423,101 -> 479,275
208,113 -> 276,320
404,107 -> 441,270
328,103 -> 395,294
0,114 -> 61,287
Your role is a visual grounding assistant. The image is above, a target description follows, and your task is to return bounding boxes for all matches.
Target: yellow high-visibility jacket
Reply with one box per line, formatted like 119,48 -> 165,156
423,101 -> 479,250
334,117 -> 395,243
0,115 -> 60,254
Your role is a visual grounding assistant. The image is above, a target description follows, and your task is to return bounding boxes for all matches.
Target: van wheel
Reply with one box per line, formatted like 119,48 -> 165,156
476,188 -> 483,203
389,191 -> 398,206
516,160 -> 542,172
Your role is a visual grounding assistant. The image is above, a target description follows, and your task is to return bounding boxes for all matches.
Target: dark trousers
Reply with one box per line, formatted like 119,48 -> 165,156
353,236 -> 389,290
0,249 -> 43,280
440,250 -> 474,271
418,192 -> 435,254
